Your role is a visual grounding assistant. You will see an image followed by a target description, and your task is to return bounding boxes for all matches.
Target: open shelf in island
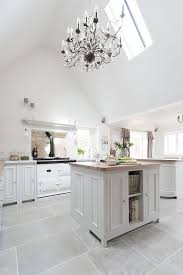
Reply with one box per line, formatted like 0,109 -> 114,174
129,170 -> 144,224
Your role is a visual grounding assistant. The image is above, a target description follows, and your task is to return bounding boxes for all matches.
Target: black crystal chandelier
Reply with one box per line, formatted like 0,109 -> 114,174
61,6 -> 124,71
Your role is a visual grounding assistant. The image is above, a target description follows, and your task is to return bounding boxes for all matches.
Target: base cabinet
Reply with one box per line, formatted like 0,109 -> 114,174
4,166 -> 17,204
106,173 -> 128,235
144,169 -> 159,221
3,163 -> 36,204
21,165 -> 36,202
71,166 -> 160,247
160,164 -> 176,198
0,176 -> 3,230
71,171 -> 102,234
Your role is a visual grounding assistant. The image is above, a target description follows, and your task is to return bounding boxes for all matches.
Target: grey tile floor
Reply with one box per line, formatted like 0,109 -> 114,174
0,195 -> 183,275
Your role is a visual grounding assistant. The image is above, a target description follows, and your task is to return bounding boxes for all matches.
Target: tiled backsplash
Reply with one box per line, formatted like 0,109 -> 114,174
31,130 -> 67,158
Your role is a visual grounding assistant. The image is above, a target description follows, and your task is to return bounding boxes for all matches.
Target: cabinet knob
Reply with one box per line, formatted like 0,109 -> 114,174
122,200 -> 126,203
145,193 -> 149,197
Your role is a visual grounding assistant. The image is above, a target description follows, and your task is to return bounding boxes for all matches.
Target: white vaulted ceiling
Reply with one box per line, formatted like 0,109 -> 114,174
1,0 -> 183,124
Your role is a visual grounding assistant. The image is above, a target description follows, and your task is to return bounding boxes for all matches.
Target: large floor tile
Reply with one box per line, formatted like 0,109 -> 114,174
17,232 -> 87,275
149,247 -> 183,275
0,215 -> 78,250
88,238 -> 154,275
40,254 -> 100,275
0,222 -> 43,251
122,224 -> 183,265
2,206 -> 54,229
0,247 -> 18,275
74,227 -> 100,249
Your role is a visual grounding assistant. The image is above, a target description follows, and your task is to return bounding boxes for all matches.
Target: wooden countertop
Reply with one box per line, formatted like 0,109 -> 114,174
70,161 -> 160,171
138,158 -> 183,164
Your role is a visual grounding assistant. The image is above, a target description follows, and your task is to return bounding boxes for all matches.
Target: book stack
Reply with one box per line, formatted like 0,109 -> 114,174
129,198 -> 140,222
129,174 -> 140,194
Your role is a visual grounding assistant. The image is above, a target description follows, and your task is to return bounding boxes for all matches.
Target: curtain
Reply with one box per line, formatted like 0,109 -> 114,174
147,131 -> 154,158
121,128 -> 130,144
121,128 -> 130,157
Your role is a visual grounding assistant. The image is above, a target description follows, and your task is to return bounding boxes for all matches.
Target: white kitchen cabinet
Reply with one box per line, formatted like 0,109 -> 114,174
4,165 -> 17,204
160,164 -> 176,198
71,171 -> 103,231
3,162 -> 37,204
144,169 -> 159,221
71,164 -> 160,247
71,172 -> 84,220
21,165 -> 36,201
106,172 -> 128,234
0,176 -> 3,230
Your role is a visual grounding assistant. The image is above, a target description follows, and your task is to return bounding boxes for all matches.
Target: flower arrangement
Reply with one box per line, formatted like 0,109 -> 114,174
114,141 -> 133,157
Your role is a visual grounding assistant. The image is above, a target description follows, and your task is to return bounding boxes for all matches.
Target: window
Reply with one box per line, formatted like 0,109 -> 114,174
164,132 -> 183,156
105,0 -> 152,60
178,133 -> 183,154
77,129 -> 90,157
130,130 -> 147,158
164,134 -> 176,155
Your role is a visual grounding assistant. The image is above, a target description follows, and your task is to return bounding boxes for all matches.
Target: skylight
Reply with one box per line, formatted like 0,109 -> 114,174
105,0 -> 152,60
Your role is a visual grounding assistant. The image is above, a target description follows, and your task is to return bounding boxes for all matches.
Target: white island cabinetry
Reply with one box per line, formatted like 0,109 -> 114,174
71,162 -> 160,247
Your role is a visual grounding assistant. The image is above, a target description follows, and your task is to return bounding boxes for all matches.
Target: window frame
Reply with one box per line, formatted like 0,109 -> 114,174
164,131 -> 183,157
130,130 -> 148,159
105,0 -> 152,60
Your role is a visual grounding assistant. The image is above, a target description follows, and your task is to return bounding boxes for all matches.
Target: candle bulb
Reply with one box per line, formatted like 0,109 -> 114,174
77,17 -> 80,30
106,22 -> 110,32
67,27 -> 71,37
85,10 -> 88,23
70,27 -> 73,38
62,40 -> 65,51
95,5 -> 98,19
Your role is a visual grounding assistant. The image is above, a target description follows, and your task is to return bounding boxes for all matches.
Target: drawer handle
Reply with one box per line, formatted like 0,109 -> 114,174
46,169 -> 52,172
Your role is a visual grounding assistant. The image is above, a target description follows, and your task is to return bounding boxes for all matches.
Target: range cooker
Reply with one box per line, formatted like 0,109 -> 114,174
36,158 -> 76,198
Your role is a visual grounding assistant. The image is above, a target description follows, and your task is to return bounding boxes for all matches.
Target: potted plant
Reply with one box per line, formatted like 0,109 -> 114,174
114,141 -> 133,158
77,147 -> 85,159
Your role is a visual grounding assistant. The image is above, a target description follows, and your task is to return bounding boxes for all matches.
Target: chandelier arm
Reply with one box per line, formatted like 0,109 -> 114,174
66,48 -> 83,64
69,57 -> 82,68
100,26 -> 122,41
67,42 -> 83,54
111,47 -> 121,57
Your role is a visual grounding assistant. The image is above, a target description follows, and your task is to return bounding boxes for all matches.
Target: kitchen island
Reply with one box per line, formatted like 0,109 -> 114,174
70,161 -> 160,247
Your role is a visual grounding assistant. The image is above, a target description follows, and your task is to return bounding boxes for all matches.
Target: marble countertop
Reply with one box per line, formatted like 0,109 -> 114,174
70,161 -> 161,171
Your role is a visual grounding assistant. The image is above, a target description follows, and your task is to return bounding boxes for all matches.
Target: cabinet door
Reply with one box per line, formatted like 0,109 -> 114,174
72,172 -> 84,217
160,165 -> 176,197
90,176 -> 102,232
106,172 -> 128,233
144,169 -> 159,221
21,165 -> 35,201
4,166 -> 17,203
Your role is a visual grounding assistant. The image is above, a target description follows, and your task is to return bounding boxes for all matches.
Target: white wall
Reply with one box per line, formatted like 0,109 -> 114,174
74,0 -> 183,123
0,49 -> 101,156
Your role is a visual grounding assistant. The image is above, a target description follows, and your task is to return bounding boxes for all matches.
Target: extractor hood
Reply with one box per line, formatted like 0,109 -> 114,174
22,119 -> 77,131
